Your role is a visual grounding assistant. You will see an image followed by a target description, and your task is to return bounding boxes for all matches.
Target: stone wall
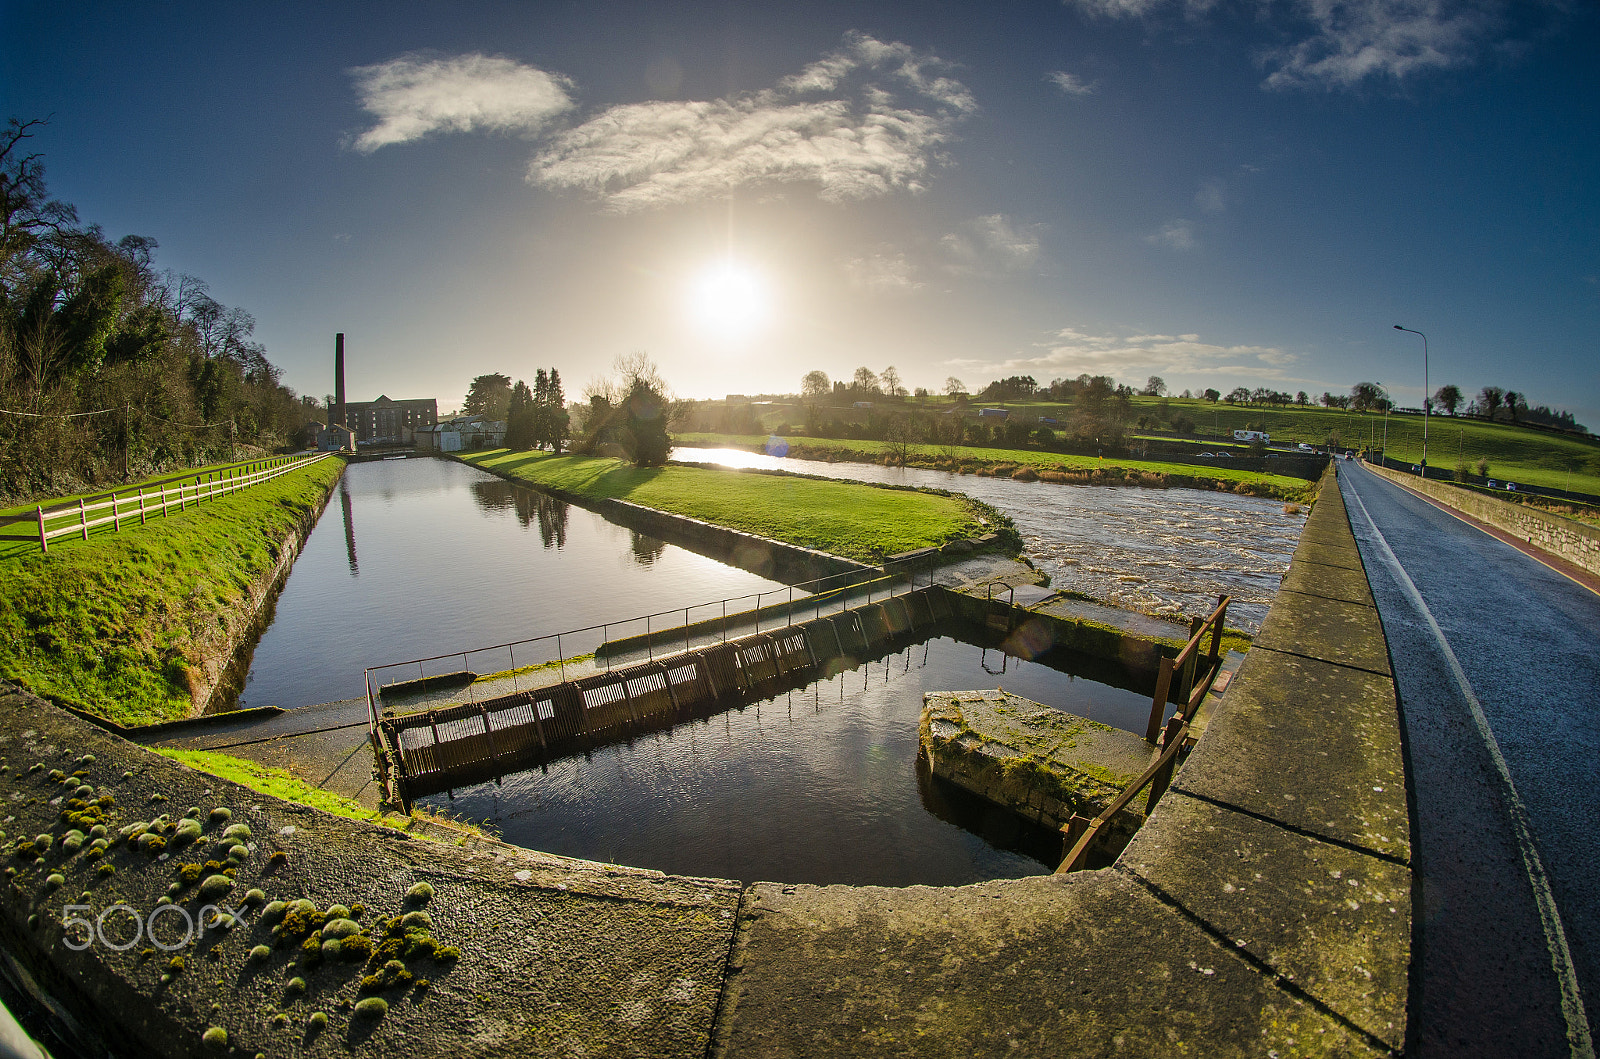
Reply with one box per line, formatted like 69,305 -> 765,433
1365,462 -> 1600,576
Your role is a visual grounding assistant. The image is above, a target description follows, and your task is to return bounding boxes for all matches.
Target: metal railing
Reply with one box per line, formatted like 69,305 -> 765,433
30,452 -> 337,554
369,584 -> 956,806
1056,593 -> 1232,873
359,554 -> 951,758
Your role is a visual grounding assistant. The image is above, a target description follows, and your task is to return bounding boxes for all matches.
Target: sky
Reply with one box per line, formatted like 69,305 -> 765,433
3,1 -> 1597,424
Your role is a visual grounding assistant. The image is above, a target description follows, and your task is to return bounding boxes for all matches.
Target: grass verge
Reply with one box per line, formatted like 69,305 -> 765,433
673,433 -> 1315,501
0,456 -> 344,726
152,747 -> 494,844
458,449 -> 1003,561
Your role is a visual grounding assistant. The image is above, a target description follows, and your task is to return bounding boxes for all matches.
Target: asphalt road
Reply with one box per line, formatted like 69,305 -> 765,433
1339,462 -> 1598,1058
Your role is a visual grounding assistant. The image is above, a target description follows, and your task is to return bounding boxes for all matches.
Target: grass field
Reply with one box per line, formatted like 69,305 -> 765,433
458,449 -> 998,562
0,456 -> 344,726
673,432 -> 1315,500
1124,398 -> 1600,495
707,394 -> 1600,497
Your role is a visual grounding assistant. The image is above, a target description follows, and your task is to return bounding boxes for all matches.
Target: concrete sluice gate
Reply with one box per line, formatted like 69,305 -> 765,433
378,587 -> 956,802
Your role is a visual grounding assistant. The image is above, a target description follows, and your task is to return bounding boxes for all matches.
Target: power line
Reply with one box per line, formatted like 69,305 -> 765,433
0,406 -> 114,419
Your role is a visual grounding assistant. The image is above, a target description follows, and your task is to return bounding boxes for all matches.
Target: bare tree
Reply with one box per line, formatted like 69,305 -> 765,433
944,376 -> 966,397
881,365 -> 903,398
852,366 -> 879,394
801,370 -> 830,399
883,414 -> 919,466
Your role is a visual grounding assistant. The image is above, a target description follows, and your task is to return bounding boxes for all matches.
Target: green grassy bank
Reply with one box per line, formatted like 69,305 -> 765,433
673,432 -> 1314,501
153,748 -> 494,843
457,449 -> 1000,561
0,456 -> 345,726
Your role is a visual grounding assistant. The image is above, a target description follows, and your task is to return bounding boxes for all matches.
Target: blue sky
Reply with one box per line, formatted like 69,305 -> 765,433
4,1 -> 1596,424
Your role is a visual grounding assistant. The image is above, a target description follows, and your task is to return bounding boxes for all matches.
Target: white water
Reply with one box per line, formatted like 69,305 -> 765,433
673,446 -> 1305,633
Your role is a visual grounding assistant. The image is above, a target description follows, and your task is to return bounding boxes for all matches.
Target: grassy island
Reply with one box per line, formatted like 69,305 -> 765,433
673,432 -> 1315,500
458,449 -> 1004,562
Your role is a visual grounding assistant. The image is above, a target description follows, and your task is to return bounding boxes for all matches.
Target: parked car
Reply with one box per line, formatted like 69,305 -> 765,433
1296,443 -> 1315,453
1505,482 -> 1518,491
1487,479 -> 1498,488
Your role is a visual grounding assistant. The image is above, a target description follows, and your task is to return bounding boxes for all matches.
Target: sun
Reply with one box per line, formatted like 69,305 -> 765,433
687,259 -> 771,341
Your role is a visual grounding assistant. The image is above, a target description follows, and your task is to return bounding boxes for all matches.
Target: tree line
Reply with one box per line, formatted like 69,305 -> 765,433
0,119 -> 316,499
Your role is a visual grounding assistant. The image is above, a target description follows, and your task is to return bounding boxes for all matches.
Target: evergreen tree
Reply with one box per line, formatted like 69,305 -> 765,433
504,380 -> 536,450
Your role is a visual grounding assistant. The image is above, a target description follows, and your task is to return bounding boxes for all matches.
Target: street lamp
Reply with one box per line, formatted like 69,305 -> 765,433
1393,325 -> 1428,478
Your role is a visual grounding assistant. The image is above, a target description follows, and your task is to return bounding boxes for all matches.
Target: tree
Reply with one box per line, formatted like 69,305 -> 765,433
801,370 -> 830,400
944,376 -> 966,397
883,414 -> 918,466
1434,384 -> 1462,416
543,367 -> 569,453
505,380 -> 537,449
880,365 -> 904,399
1225,387 -> 1250,404
1296,391 -> 1309,407
852,366 -> 879,394
1142,375 -> 1167,397
1477,386 -> 1504,419
1502,390 -> 1523,423
1350,382 -> 1388,412
1203,388 -> 1220,403
463,373 -> 513,420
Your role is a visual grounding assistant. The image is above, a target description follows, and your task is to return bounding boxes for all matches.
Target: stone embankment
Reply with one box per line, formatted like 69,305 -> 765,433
0,464 -> 1412,1057
1365,461 -> 1600,577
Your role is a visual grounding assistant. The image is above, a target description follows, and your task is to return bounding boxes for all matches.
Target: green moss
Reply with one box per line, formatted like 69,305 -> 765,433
197,874 -> 233,900
201,1026 -> 227,1049
354,997 -> 388,1019
405,882 -> 434,904
308,1011 -> 328,1029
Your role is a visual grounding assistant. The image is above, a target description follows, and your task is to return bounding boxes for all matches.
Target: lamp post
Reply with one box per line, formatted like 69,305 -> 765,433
1393,325 -> 1428,478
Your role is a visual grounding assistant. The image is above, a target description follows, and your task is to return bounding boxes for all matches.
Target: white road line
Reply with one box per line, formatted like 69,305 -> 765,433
1345,468 -> 1594,1059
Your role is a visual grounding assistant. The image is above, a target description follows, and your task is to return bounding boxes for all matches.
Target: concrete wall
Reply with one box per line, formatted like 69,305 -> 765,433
1366,461 -> 1600,576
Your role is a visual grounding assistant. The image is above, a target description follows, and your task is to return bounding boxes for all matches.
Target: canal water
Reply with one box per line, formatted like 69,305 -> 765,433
419,635 -> 1154,887
674,446 -> 1303,633
238,458 -> 789,710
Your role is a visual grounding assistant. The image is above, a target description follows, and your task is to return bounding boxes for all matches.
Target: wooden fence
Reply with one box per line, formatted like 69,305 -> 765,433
32,452 -> 338,554
373,586 -> 957,805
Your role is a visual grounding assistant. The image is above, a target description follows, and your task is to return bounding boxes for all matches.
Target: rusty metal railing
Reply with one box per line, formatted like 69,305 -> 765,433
1056,593 -> 1231,873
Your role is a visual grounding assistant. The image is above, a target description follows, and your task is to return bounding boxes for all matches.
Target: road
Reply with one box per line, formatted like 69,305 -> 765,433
1339,461 -> 1598,1058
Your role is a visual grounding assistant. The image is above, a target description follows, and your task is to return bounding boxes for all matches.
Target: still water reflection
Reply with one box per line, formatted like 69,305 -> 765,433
421,635 -> 1152,887
240,458 -> 787,710
675,447 -> 1303,632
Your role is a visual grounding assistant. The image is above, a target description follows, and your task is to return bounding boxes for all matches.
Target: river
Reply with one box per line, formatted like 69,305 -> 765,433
674,446 -> 1303,633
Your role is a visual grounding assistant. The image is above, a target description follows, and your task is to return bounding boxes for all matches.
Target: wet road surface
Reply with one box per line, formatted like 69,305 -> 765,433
1340,462 -> 1597,1057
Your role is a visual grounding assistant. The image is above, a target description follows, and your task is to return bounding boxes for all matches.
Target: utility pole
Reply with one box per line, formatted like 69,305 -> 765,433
1394,326 -> 1429,478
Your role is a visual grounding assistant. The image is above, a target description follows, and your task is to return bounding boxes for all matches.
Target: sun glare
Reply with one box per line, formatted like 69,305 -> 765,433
687,260 -> 771,341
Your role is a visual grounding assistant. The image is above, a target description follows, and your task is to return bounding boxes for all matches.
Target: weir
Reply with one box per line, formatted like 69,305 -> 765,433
374,586 -> 958,804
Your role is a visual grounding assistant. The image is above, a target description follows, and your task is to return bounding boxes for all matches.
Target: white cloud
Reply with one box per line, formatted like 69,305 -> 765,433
1195,177 -> 1226,214
844,248 -> 925,293
528,33 -> 973,212
1146,219 -> 1197,250
1265,0 -> 1501,89
941,214 -> 1043,274
947,326 -> 1300,381
1046,70 -> 1099,96
1061,0 -> 1517,89
349,53 -> 575,152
